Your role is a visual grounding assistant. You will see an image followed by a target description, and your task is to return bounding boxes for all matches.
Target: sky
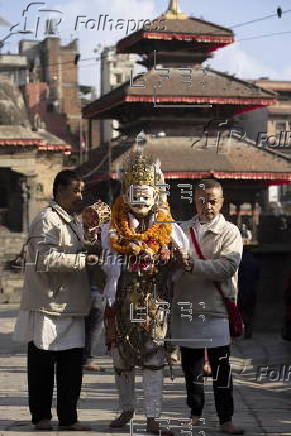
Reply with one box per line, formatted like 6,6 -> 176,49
1,0 -> 291,93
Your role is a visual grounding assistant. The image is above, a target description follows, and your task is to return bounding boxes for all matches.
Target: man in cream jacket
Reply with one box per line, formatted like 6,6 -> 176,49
171,179 -> 244,435
14,170 -> 96,431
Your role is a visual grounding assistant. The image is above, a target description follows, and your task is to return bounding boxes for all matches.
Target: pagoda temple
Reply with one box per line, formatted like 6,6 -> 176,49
80,0 -> 291,332
82,0 -> 290,239
84,0 -> 276,136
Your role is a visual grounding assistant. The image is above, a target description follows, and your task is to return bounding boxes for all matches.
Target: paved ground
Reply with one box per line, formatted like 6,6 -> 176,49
0,304 -> 291,435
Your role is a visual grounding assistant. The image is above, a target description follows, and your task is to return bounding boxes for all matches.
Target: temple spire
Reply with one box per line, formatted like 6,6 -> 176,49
163,0 -> 188,19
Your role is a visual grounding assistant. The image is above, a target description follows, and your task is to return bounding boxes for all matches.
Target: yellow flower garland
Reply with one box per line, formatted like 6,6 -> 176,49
109,196 -> 172,254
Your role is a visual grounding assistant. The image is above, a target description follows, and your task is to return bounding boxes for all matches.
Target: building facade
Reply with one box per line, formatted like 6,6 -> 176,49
236,79 -> 291,144
236,80 -> 291,211
0,32 -> 83,301
0,75 -> 71,302
0,76 -> 71,231
0,53 -> 29,86
19,37 -> 81,133
100,45 -> 135,145
0,36 -> 82,154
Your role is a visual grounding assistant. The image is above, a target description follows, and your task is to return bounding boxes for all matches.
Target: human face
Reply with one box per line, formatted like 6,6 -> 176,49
195,187 -> 224,222
125,185 -> 157,217
57,180 -> 85,215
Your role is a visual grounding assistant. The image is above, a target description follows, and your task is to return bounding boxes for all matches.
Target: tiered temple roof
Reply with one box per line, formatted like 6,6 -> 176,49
0,76 -> 71,153
117,0 -> 234,55
79,136 -> 291,184
0,126 -> 71,152
83,0 -> 277,134
83,68 -> 276,120
82,0 -> 289,190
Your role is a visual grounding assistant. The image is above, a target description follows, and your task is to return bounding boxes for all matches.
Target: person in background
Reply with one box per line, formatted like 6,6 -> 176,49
172,178 -> 244,435
238,247 -> 260,339
239,223 -> 252,242
82,200 -> 111,371
13,170 -> 97,431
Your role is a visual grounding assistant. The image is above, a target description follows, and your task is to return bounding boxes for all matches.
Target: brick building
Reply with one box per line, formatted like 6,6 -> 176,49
100,45 -> 135,145
0,37 -> 82,152
18,37 -> 82,151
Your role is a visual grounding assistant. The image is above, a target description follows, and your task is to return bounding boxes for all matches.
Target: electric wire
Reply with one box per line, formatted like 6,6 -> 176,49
230,8 -> 291,29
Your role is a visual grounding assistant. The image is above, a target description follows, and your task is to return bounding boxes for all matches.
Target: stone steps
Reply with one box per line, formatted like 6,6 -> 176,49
0,232 -> 26,302
0,233 -> 26,258
0,273 -> 23,303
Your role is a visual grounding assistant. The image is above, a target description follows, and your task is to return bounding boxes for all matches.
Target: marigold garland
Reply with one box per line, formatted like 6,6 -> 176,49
109,196 -> 172,254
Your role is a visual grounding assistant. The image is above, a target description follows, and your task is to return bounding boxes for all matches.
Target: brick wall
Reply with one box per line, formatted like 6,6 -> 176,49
22,37 -> 82,150
44,38 -> 81,135
24,82 -> 79,150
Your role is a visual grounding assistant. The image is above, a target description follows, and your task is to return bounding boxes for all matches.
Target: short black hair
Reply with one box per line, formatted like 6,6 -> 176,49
195,178 -> 223,194
53,170 -> 82,199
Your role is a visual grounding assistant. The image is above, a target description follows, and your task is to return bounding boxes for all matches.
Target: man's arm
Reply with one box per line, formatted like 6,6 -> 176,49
171,223 -> 191,252
190,226 -> 243,281
32,216 -> 87,273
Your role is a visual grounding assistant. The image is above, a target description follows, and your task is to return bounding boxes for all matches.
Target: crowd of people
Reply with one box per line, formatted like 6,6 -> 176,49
13,154 -> 248,435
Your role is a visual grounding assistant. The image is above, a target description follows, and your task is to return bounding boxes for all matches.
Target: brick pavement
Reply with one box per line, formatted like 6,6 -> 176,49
0,305 -> 291,435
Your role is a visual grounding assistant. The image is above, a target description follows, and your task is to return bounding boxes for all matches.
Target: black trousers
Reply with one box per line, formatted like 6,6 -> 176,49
180,345 -> 234,425
27,341 -> 83,426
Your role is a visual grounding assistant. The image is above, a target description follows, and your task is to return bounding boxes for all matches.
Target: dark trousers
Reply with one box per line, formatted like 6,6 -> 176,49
181,345 -> 234,425
27,341 -> 83,426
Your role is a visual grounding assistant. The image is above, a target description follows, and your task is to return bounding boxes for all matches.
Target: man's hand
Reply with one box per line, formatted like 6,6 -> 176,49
175,248 -> 193,271
85,227 -> 98,241
86,254 -> 99,266
160,247 -> 172,261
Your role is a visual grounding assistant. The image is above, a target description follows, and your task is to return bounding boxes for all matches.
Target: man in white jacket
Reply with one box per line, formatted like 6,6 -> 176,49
171,178 -> 244,435
14,170 -> 96,431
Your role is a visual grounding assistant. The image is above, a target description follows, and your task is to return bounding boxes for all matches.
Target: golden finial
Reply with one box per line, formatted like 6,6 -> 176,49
163,0 -> 188,19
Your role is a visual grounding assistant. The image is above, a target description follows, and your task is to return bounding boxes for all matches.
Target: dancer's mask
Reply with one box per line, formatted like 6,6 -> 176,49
122,151 -> 167,217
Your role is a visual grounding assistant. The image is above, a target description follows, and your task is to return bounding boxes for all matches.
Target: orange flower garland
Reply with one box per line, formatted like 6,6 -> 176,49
109,196 -> 172,254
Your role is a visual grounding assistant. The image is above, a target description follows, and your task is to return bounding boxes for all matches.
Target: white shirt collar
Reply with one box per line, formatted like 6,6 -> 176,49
49,200 -> 77,224
192,214 -> 224,234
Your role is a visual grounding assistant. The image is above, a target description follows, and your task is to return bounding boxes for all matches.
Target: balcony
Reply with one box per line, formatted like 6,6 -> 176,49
0,54 -> 28,69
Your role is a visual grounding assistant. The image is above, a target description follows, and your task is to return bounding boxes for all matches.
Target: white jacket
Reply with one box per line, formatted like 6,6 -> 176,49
20,201 -> 90,316
172,214 -> 243,320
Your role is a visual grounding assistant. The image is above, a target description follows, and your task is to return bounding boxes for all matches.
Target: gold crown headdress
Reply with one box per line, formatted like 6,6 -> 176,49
122,151 -> 165,197
110,150 -> 172,255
